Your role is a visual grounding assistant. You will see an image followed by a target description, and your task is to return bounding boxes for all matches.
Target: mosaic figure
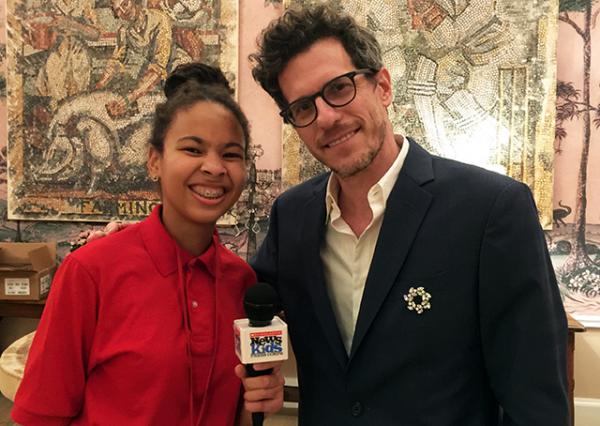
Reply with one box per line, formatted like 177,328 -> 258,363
285,0 -> 557,227
7,0 -> 238,221
33,0 -> 100,111
154,0 -> 213,61
96,0 -> 190,118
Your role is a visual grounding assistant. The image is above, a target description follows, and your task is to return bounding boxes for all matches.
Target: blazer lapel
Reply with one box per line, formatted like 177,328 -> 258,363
300,177 -> 349,369
350,140 -> 434,360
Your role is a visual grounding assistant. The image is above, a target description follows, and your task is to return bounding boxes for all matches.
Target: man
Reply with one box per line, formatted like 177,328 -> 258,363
249,3 -> 569,425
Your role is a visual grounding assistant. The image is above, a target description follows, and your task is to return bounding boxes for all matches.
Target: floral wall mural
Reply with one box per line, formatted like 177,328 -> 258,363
550,0 -> 600,326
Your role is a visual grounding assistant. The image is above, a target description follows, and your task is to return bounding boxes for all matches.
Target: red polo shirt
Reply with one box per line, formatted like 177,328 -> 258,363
12,206 -> 256,426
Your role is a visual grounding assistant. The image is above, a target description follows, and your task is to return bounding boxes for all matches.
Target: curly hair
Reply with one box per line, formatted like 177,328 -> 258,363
249,2 -> 383,111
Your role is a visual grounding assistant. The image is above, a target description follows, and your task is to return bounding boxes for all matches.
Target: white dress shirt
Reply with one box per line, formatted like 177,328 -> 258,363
320,137 -> 410,354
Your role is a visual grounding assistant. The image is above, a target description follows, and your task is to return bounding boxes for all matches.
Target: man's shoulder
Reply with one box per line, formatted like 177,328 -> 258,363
276,172 -> 330,204
429,153 -> 520,193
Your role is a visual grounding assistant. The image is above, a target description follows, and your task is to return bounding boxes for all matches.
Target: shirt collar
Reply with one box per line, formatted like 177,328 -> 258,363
325,135 -> 410,222
140,205 -> 220,277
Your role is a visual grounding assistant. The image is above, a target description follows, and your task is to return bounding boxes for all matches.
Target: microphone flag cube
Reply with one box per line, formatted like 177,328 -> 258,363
234,316 -> 288,364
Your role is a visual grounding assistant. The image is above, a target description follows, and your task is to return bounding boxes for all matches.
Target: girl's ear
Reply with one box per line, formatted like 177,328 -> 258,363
147,146 -> 162,181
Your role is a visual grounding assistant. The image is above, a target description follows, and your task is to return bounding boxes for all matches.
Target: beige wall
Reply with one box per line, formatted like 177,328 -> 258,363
238,0 -> 283,171
574,330 -> 600,398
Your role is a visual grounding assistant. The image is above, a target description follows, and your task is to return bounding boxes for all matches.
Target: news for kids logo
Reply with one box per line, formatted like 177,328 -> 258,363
250,330 -> 283,358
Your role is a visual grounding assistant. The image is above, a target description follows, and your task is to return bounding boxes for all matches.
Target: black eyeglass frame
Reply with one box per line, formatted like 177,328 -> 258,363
279,68 -> 376,128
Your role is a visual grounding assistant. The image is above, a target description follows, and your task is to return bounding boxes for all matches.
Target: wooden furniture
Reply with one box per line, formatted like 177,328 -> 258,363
567,314 -> 585,426
0,300 -> 46,319
283,385 -> 299,404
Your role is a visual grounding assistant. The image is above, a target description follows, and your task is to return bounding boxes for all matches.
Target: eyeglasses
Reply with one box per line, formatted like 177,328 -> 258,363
279,68 -> 375,128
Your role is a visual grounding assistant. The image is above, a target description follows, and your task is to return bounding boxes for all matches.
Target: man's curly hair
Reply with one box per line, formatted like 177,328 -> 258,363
249,2 -> 383,111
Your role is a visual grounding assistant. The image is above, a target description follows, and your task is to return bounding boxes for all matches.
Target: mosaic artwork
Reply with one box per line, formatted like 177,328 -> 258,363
0,0 -> 104,261
548,0 -> 600,327
6,0 -> 238,221
283,0 -> 558,228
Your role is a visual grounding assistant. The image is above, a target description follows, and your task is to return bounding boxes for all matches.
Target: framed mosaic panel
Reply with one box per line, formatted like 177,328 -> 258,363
6,0 -> 238,221
283,0 -> 558,228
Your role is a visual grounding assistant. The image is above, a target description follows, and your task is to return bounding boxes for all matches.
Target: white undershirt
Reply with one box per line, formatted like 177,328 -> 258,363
320,138 -> 410,354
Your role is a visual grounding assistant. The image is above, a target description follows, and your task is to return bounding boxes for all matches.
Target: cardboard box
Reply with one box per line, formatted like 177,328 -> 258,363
0,243 -> 56,301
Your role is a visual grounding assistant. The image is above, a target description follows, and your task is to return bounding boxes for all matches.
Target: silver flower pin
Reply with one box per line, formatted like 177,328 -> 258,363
403,286 -> 432,314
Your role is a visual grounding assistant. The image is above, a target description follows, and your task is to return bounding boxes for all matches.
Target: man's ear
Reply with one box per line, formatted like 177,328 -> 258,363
147,146 -> 162,180
375,67 -> 393,107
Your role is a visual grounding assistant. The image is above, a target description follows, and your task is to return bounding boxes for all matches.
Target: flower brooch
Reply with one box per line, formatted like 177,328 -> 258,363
403,286 -> 432,314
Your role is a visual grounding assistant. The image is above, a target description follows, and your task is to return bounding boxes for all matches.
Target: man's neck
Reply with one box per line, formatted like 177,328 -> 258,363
336,187 -> 373,237
334,135 -> 403,236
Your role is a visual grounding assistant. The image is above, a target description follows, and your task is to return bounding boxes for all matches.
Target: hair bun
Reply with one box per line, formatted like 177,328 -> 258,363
164,62 -> 233,98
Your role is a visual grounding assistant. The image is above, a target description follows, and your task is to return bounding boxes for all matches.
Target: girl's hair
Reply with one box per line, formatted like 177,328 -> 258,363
149,63 -> 250,157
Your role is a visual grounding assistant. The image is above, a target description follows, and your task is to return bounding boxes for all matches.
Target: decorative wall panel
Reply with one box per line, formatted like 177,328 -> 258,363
284,0 -> 558,228
6,0 -> 238,221
550,0 -> 600,327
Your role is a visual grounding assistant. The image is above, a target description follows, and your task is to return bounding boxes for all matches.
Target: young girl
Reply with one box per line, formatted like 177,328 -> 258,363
12,64 -> 283,426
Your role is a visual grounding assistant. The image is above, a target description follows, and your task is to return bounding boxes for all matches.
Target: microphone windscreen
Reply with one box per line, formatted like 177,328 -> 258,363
244,282 -> 278,325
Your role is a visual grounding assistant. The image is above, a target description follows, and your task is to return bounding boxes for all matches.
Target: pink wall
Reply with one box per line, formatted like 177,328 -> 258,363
555,12 -> 600,225
238,1 -> 283,170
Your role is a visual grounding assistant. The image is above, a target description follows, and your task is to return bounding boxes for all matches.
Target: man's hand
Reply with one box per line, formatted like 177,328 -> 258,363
84,221 -> 131,244
235,361 -> 284,415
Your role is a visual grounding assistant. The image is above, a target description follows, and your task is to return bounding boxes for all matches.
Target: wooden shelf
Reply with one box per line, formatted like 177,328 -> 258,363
0,300 -> 46,319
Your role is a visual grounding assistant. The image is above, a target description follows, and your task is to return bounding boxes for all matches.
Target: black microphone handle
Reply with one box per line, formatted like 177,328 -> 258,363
252,412 -> 264,426
245,364 -> 274,426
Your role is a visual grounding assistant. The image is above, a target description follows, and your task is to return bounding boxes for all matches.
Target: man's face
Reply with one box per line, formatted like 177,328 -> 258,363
278,37 -> 394,179
111,0 -> 135,21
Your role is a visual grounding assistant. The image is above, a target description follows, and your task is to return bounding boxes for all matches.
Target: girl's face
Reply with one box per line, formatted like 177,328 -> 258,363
148,101 -> 247,233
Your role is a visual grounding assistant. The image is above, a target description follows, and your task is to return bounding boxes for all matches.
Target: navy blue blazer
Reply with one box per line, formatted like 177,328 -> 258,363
252,140 -> 569,425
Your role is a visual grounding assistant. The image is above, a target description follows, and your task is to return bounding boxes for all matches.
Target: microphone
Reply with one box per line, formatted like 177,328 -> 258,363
234,282 -> 288,426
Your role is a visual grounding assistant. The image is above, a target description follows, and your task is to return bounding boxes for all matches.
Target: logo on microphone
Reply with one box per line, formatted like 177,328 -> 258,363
249,330 -> 283,357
